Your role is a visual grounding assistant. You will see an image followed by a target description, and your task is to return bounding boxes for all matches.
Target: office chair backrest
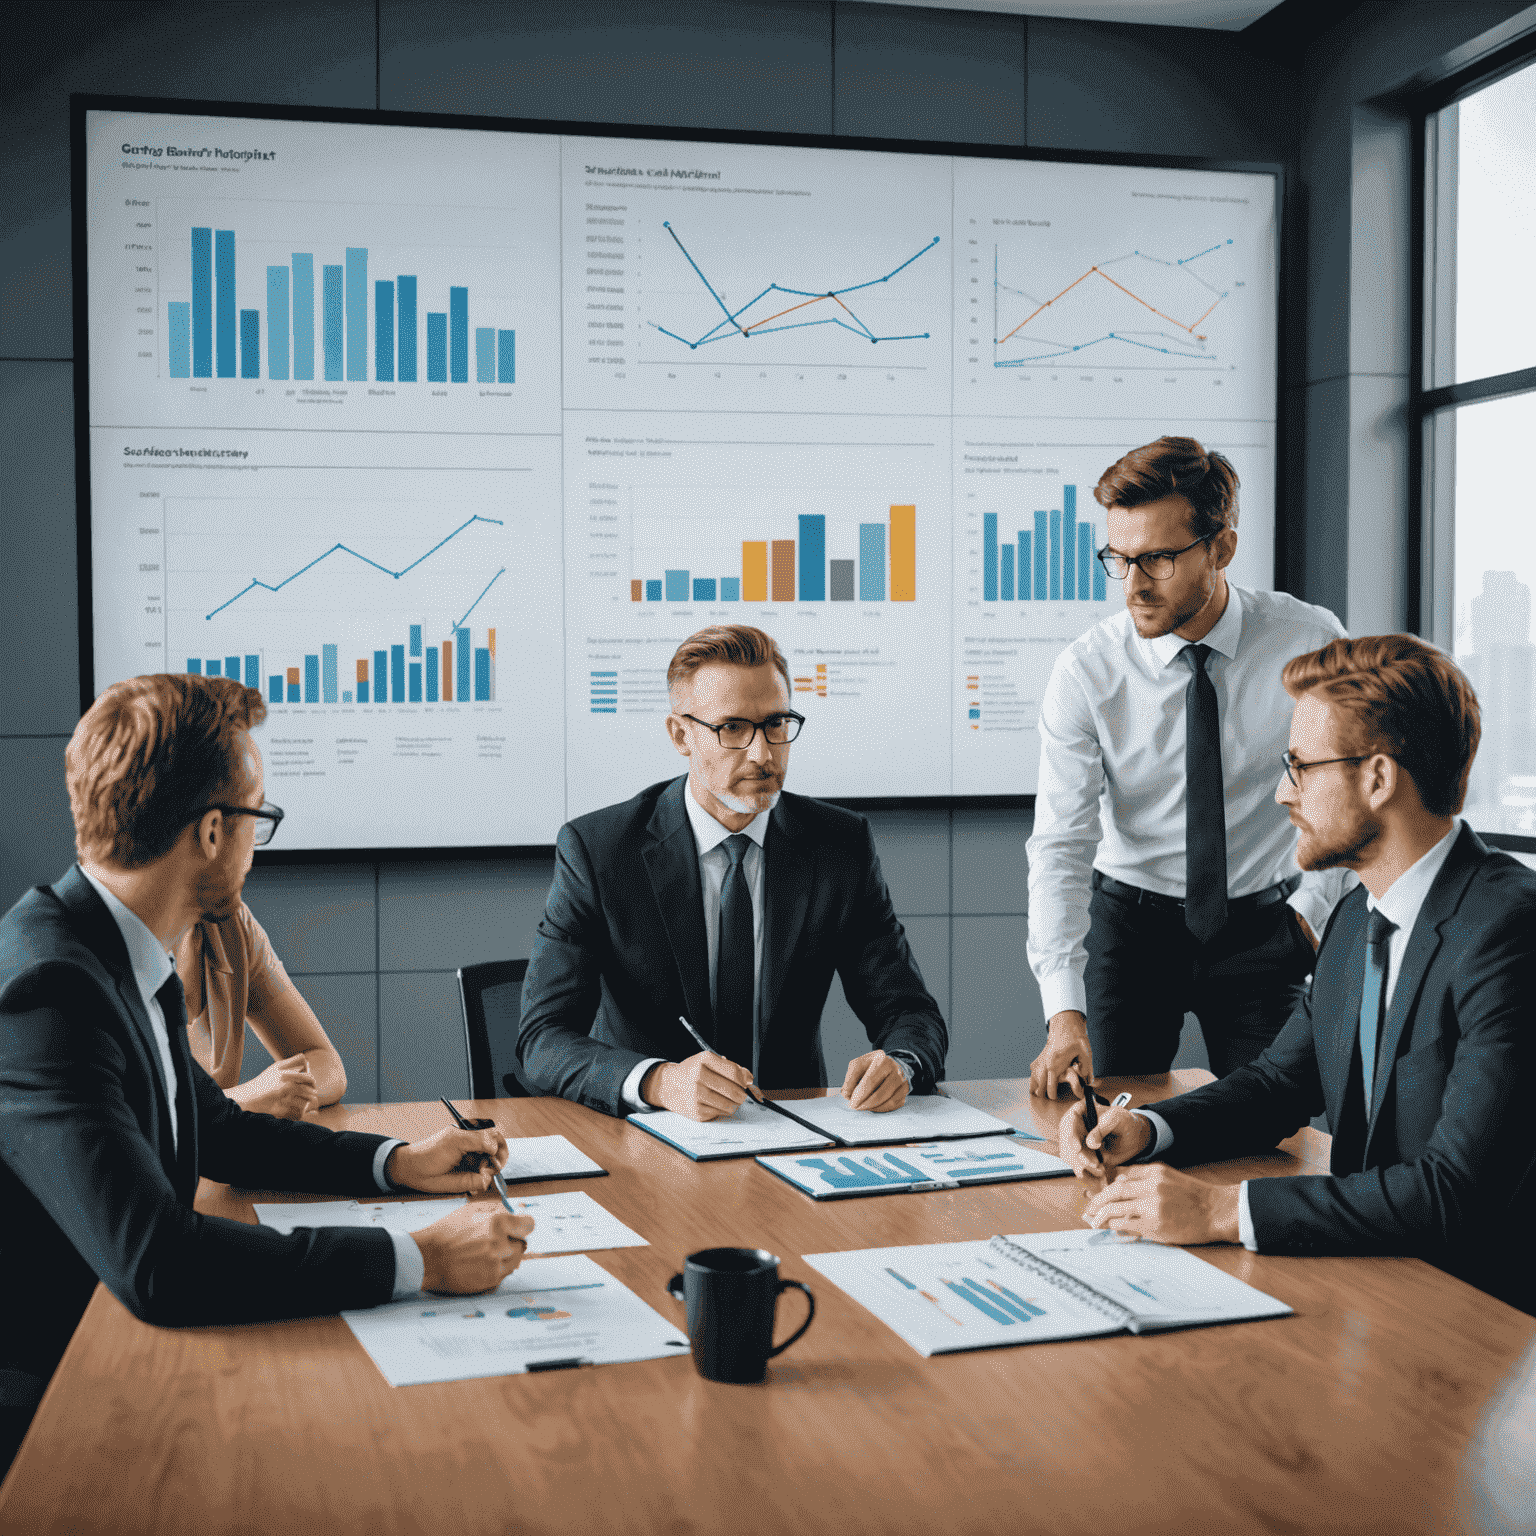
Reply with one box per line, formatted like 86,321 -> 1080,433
456,958 -> 533,1099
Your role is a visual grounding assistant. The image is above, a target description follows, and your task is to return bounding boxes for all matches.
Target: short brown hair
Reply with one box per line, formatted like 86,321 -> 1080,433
1282,635 -> 1481,817
66,673 -> 267,868
1094,435 -> 1240,541
666,625 -> 791,706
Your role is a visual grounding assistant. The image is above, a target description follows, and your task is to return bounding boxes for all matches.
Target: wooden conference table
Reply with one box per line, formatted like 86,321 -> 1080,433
3,1074 -> 1533,1536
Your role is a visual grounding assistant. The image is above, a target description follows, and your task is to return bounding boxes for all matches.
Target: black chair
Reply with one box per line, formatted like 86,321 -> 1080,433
457,958 -> 534,1099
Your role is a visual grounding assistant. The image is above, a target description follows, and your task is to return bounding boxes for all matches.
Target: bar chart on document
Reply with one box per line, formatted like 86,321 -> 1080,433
562,415 -> 953,814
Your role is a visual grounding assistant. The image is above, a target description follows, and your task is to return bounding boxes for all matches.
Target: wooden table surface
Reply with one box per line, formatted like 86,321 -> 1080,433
3,1074 -> 1532,1536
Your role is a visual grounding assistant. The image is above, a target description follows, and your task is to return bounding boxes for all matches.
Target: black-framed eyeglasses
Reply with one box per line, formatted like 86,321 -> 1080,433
680,712 -> 804,750
197,800 -> 286,846
1279,753 -> 1372,788
1096,534 -> 1214,582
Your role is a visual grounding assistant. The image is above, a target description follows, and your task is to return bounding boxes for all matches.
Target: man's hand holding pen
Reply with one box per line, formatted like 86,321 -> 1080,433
1057,1091 -> 1152,1182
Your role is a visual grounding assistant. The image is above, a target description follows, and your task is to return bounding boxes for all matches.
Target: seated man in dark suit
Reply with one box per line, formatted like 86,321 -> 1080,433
519,624 -> 948,1120
0,674 -> 534,1474
1057,635 -> 1536,1315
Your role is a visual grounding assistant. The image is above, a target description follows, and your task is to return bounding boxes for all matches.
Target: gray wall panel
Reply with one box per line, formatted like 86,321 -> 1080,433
0,736 -> 76,916
861,806 -> 950,916
241,862 -> 379,975
0,362 -> 79,737
833,2 -> 1025,145
951,805 -> 1029,915
0,0 -> 376,359
379,969 -> 470,1102
378,856 -> 555,973
949,912 -> 1034,1080
380,0 -> 833,133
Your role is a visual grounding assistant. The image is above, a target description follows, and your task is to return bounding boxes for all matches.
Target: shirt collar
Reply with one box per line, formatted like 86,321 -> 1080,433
683,777 -> 772,857
1142,581 -> 1245,672
1366,818 -> 1462,936
78,865 -> 176,1007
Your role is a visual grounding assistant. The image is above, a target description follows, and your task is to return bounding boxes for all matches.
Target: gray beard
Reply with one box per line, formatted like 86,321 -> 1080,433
716,787 -> 781,816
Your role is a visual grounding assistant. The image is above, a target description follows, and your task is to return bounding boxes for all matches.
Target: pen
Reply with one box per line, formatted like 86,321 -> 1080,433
1074,1069 -> 1104,1172
677,1016 -> 764,1105
439,1096 -> 517,1215
1110,1092 -> 1133,1110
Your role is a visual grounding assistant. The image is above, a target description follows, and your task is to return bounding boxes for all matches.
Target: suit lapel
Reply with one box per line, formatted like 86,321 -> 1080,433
1365,824 -> 1484,1142
55,866 -> 181,1171
760,796 -> 813,1037
641,778 -> 715,1039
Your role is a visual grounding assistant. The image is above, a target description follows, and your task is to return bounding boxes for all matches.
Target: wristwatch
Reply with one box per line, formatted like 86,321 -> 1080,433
887,1050 -> 922,1090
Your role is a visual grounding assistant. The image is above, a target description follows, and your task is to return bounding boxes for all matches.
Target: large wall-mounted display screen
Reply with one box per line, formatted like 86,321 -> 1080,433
81,101 -> 1278,851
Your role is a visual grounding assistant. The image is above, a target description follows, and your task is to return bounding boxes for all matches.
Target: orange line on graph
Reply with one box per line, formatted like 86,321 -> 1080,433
996,268 -> 1098,344
997,265 -> 1219,346
743,293 -> 830,333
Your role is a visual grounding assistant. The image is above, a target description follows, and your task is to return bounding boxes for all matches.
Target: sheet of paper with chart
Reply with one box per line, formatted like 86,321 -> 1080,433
757,1137 -> 1068,1199
626,1100 -> 835,1160
1003,1230 -> 1292,1331
770,1092 -> 1020,1145
804,1241 -> 1125,1356
342,1254 -> 690,1386
498,1134 -> 607,1184
255,1192 -> 645,1254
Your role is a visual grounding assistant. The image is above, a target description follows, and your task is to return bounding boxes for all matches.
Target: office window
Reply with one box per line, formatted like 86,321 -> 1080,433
1422,55 -> 1536,835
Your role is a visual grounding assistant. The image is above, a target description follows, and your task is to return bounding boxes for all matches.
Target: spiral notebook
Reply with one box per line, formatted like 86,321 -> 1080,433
804,1231 -> 1291,1356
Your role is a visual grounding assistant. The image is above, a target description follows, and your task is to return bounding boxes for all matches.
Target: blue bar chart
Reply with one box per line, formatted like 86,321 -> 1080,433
165,226 -> 517,387
980,487 -> 1108,603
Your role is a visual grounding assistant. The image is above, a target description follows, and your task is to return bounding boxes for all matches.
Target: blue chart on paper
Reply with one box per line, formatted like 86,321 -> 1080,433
785,1140 -> 1052,1192
883,1263 -> 1048,1326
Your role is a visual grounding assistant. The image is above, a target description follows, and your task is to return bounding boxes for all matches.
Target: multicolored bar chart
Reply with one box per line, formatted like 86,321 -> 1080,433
981,487 -> 1108,603
630,506 -> 917,604
191,624 -> 498,704
166,227 -> 516,386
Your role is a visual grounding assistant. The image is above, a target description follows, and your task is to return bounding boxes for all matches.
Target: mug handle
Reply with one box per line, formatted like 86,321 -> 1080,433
666,1273 -> 686,1304
766,1280 -> 815,1358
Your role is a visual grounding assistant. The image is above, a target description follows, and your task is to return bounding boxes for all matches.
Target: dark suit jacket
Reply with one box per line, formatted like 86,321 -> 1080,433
0,867 -> 397,1406
518,776 -> 948,1116
1152,824 -> 1536,1314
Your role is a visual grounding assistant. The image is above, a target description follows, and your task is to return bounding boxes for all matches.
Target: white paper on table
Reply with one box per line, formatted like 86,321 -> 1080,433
352,1197 -> 468,1232
341,1253 -> 690,1386
772,1093 -> 1020,1145
493,1190 -> 648,1254
1002,1231 -> 1293,1330
497,1134 -> 606,1183
251,1200 -> 364,1234
626,1098 -> 834,1158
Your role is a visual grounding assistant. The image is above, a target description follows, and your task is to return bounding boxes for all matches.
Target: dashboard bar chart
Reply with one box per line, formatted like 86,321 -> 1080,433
166,227 -> 516,386
982,490 -> 1106,603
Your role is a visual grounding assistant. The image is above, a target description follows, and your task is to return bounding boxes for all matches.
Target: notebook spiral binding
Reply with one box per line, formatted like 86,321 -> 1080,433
988,1235 -> 1137,1330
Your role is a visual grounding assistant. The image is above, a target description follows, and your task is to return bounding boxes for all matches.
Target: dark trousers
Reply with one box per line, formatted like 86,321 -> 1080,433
1083,872 -> 1315,1077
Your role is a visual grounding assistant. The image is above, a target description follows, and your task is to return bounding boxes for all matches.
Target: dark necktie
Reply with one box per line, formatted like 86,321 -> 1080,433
1359,909 -> 1396,1111
715,834 -> 755,1069
154,971 -> 196,1186
1182,643 -> 1228,943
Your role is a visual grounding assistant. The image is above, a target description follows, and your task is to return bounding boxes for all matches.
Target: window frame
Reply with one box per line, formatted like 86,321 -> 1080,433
1416,41 -> 1536,850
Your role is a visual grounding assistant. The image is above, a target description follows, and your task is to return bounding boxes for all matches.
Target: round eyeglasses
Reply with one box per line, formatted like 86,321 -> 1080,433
680,712 -> 804,750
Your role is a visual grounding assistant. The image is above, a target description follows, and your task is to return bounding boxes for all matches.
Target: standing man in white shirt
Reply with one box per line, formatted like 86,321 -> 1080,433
1027,436 -> 1348,1097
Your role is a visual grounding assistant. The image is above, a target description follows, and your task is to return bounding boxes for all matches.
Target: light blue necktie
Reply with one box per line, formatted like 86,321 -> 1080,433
1358,909 -> 1396,1109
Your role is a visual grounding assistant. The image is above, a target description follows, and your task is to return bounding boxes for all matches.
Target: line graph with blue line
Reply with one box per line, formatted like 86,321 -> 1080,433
649,222 -> 939,352
991,238 -> 1242,372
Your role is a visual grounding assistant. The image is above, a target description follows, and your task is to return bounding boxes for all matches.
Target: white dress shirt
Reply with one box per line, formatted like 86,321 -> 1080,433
1134,819 -> 1463,1249
620,782 -> 770,1108
80,868 -> 423,1297
1027,583 -> 1351,1020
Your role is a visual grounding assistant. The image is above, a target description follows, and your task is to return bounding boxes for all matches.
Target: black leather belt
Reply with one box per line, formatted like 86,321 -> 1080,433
1091,870 -> 1301,915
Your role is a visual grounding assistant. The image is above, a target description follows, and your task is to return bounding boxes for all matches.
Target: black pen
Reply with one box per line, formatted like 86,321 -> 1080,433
1074,1069 -> 1105,1172
439,1096 -> 517,1214
676,1015 -> 764,1106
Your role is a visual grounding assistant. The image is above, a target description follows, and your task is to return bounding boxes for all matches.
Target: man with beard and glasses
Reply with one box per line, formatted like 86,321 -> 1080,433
1057,636 -> 1536,1317
0,675 -> 535,1475
1026,436 -> 1350,1101
518,625 -> 948,1120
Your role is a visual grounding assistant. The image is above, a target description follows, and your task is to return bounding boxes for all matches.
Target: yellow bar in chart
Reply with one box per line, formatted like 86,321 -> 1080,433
890,505 -> 916,601
742,541 -> 768,603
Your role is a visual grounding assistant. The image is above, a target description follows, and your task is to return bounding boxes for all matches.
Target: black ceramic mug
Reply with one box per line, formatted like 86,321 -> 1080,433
665,1247 -> 815,1384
